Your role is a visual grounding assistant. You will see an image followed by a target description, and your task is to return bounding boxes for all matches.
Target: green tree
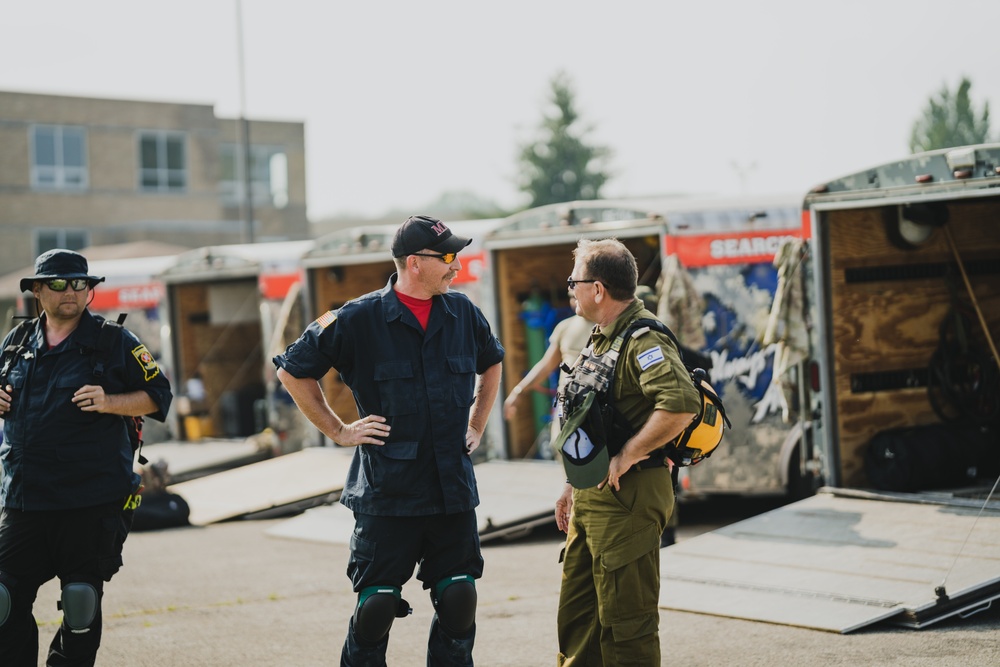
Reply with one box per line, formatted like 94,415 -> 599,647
909,77 -> 992,153
517,72 -> 612,208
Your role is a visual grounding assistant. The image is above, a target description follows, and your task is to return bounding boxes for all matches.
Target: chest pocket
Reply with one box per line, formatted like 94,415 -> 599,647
373,361 -> 418,416
6,365 -> 25,387
4,367 -> 27,420
447,355 -> 476,407
55,366 -> 92,394
53,367 -> 101,427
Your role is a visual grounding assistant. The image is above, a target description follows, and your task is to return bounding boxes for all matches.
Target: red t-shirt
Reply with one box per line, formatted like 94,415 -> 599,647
396,290 -> 432,330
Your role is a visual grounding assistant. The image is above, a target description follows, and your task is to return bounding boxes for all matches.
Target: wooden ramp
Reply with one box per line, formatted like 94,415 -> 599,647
266,459 -> 565,544
660,488 -> 1000,633
168,446 -> 355,526
141,439 -> 270,483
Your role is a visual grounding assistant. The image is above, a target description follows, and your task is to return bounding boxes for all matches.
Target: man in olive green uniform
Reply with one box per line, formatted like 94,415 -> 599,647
554,238 -> 701,666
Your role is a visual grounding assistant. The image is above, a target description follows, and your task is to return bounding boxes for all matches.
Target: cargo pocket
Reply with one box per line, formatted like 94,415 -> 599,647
597,522 -> 661,642
99,473 -> 142,581
347,531 -> 377,590
369,440 -> 418,496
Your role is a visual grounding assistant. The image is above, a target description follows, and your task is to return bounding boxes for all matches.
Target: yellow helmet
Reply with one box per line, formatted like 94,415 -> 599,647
668,375 -> 730,467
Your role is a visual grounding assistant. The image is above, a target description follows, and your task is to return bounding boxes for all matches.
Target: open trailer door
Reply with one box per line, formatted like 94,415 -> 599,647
660,144 -> 1000,633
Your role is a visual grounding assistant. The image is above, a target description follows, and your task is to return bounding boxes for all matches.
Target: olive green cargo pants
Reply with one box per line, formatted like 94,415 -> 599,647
557,465 -> 673,666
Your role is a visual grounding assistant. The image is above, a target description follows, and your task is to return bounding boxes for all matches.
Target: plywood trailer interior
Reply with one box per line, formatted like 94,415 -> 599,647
308,260 -> 396,433
493,235 -> 661,458
823,197 -> 1000,487
172,279 -> 266,438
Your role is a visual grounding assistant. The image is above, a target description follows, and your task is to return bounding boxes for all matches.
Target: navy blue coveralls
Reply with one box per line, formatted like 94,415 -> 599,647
273,275 -> 504,666
0,310 -> 172,667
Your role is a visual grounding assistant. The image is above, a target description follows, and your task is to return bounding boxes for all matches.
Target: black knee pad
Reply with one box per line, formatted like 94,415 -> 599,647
353,586 -> 410,645
0,571 -> 13,628
433,575 -> 477,636
60,580 -> 100,633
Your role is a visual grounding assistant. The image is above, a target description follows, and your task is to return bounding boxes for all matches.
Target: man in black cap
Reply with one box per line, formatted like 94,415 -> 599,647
274,216 -> 504,666
0,249 -> 173,666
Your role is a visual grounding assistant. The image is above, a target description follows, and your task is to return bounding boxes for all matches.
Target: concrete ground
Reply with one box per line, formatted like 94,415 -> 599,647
31,512 -> 1000,666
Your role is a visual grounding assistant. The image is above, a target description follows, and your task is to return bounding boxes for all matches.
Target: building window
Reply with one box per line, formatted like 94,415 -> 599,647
219,143 -> 288,209
35,229 -> 89,257
31,125 -> 88,190
139,131 -> 186,192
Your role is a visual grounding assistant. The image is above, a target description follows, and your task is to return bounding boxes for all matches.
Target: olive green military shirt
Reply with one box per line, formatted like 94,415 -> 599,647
590,299 -> 702,432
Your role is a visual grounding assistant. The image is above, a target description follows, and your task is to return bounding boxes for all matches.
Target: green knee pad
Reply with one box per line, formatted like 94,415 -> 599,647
354,586 -> 411,644
433,575 -> 477,635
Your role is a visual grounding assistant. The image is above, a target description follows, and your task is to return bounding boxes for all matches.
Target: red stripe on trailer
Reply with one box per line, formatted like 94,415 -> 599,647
89,283 -> 165,310
259,272 -> 301,300
664,222 -> 810,267
452,251 -> 486,285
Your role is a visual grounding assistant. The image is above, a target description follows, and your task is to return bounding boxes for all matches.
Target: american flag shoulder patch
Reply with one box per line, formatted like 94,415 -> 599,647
316,310 -> 337,329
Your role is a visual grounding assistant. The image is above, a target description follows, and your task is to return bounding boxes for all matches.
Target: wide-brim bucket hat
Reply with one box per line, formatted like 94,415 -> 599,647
20,248 -> 105,292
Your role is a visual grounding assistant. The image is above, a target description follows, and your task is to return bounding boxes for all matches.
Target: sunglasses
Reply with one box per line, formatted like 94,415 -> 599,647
411,252 -> 458,265
44,278 -> 90,292
566,277 -> 598,290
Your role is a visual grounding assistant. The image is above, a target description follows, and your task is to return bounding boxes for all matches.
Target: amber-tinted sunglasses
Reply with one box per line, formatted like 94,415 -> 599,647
411,252 -> 458,265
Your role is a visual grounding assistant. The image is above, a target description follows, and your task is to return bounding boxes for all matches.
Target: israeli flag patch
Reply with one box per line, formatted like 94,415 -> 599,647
637,346 -> 665,371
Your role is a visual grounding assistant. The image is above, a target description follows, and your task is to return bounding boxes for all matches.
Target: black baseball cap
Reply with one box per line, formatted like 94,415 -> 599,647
20,249 -> 105,293
391,215 -> 472,258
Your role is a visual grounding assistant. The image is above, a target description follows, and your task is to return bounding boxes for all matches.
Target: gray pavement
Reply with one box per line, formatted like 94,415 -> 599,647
32,516 -> 1000,666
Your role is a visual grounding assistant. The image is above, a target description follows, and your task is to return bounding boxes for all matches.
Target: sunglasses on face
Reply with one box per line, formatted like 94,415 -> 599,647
44,278 -> 90,292
566,277 -> 598,290
411,252 -> 458,265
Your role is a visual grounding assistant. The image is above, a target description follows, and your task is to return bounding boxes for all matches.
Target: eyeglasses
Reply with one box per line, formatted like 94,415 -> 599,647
44,278 -> 90,292
411,252 -> 458,265
567,277 -> 598,290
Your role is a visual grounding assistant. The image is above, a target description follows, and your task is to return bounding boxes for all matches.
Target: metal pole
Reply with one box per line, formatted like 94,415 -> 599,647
236,0 -> 254,243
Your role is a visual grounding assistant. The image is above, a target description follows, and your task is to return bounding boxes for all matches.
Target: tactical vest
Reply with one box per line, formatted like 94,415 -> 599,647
557,317 -> 730,467
0,312 -> 147,466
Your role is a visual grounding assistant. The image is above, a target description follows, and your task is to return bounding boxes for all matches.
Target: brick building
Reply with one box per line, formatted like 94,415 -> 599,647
0,89 -> 310,271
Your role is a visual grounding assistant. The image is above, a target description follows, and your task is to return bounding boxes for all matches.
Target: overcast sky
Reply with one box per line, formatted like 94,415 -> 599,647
4,1 -> 998,220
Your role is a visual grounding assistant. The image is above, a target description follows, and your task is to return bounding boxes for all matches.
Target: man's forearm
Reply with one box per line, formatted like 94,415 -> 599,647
625,409 -> 696,459
469,362 -> 502,433
106,390 -> 159,417
276,367 -> 345,440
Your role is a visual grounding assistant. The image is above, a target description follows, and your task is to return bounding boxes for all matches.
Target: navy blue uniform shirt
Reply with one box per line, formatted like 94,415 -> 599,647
273,275 -> 504,517
0,311 -> 173,510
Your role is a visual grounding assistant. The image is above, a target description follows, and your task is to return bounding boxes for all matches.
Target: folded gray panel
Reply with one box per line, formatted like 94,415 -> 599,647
141,439 -> 270,482
169,446 -> 355,526
266,459 -> 565,544
660,490 -> 1000,633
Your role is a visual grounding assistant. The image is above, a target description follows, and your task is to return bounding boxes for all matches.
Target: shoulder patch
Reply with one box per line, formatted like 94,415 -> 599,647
637,345 -> 665,371
131,344 -> 160,381
316,310 -> 337,329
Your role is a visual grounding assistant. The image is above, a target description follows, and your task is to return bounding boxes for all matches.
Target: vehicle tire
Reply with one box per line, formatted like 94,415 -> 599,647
786,447 -> 814,500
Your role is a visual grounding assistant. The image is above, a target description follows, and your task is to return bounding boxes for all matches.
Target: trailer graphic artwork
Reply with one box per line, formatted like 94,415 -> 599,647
482,196 -> 814,495
666,216 -> 808,495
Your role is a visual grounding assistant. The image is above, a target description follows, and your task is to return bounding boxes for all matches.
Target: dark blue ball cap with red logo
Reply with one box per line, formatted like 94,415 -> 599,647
391,215 -> 472,258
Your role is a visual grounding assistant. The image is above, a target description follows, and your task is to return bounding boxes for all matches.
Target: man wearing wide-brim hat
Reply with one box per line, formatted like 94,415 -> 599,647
17,247 -> 107,295
0,248 -> 173,666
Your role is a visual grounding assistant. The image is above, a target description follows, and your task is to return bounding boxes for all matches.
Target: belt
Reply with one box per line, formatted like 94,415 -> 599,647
636,448 -> 668,470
